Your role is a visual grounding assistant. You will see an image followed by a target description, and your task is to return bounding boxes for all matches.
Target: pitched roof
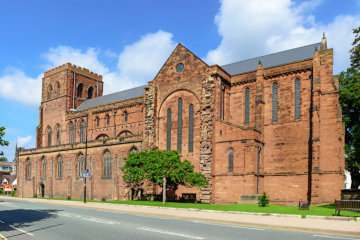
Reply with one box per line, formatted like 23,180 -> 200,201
2,175 -> 16,184
220,43 -> 321,76
76,85 -> 147,111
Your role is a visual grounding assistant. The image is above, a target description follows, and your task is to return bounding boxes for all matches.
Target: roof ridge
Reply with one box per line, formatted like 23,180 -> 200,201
93,84 -> 147,99
221,42 -> 320,67
76,84 -> 147,111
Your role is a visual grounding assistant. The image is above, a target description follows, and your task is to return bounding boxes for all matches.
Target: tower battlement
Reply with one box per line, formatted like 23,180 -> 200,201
44,62 -> 103,81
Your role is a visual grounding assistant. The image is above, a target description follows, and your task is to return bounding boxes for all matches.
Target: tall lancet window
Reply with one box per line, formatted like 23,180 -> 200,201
244,88 -> 250,124
167,108 -> 171,151
188,104 -> 194,153
295,79 -> 301,119
228,148 -> 234,172
177,98 -> 183,153
272,83 -> 278,122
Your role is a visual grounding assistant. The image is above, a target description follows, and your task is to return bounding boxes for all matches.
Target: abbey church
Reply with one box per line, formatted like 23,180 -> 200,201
17,35 -> 345,205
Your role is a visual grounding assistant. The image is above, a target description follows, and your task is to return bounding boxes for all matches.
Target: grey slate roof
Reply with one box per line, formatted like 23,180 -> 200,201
76,85 -> 147,111
220,42 -> 321,76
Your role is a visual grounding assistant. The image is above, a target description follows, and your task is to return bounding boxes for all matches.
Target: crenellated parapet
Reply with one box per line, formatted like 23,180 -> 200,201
44,62 -> 103,81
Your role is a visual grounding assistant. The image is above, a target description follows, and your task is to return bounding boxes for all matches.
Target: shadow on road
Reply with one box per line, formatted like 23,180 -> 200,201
0,208 -> 61,234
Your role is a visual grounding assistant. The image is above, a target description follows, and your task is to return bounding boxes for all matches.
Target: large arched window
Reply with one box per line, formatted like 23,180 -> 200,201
77,153 -> 84,177
47,127 -> 52,147
106,115 -> 110,125
118,130 -> 132,137
48,85 -> 53,100
41,158 -> 47,180
103,151 -> 112,178
96,134 -> 109,139
56,125 -> 61,145
272,83 -> 278,122
130,146 -> 139,153
88,87 -> 93,99
228,148 -> 234,172
188,104 -> 194,153
56,82 -> 60,97
295,78 -> 301,119
80,120 -> 86,142
26,158 -> 31,180
77,83 -> 83,98
244,88 -> 250,124
167,108 -> 171,151
177,98 -> 183,153
57,155 -> 63,179
69,121 -> 75,144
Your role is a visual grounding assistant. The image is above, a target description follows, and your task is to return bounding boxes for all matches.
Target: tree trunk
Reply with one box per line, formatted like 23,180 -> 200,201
162,177 -> 166,205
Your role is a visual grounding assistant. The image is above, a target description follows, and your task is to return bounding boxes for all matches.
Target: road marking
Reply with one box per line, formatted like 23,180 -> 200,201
9,225 -> 34,236
0,233 -> 8,240
54,212 -> 118,225
0,220 -> 5,224
313,235 -> 360,240
81,217 -> 116,225
138,227 -> 204,240
191,221 -> 265,231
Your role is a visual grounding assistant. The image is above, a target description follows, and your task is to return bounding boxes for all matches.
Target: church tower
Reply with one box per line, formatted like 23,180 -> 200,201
36,63 -> 103,147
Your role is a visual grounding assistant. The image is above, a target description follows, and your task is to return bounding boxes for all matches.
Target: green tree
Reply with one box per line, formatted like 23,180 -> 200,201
350,27 -> 360,70
121,150 -> 208,202
0,157 -> 8,162
0,127 -> 9,156
339,26 -> 360,188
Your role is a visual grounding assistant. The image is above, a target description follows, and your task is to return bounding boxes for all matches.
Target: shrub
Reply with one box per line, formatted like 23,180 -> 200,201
11,190 -> 16,197
258,192 -> 270,207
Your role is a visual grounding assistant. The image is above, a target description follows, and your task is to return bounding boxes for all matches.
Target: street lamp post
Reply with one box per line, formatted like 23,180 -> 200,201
84,113 -> 88,203
70,109 -> 88,204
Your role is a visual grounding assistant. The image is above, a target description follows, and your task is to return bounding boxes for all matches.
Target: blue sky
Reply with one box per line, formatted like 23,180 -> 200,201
0,0 -> 359,161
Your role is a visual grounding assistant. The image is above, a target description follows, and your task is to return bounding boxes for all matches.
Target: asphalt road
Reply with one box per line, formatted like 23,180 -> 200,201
0,199 -> 359,240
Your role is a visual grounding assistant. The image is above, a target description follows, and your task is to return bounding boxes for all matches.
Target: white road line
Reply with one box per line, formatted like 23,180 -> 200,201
191,220 -> 265,231
81,217 -> 115,225
9,225 -> 34,236
0,220 -> 5,224
138,227 -> 204,240
313,235 -> 360,240
55,213 -> 71,217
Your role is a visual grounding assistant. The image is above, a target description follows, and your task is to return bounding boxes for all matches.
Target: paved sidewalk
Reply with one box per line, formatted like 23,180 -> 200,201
1,196 -> 360,237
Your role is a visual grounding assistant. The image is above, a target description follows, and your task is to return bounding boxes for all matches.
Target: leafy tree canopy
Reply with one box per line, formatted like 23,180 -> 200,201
121,150 -> 208,191
339,25 -> 360,188
0,157 -> 7,162
0,127 -> 9,156
350,26 -> 360,70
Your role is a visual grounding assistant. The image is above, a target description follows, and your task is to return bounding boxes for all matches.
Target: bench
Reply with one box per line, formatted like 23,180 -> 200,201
181,193 -> 196,203
334,200 -> 360,216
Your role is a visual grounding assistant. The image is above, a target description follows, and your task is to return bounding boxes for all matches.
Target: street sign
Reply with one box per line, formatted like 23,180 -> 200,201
82,169 -> 91,178
4,184 -> 12,192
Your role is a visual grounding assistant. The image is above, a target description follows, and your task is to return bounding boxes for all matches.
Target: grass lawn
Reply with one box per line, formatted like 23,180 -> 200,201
31,197 -> 360,218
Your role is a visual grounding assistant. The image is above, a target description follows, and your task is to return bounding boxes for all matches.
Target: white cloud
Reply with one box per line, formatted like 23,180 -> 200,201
206,0 -> 360,73
104,49 -> 117,58
42,46 -> 109,75
0,30 -> 177,106
41,30 -> 176,95
0,67 -> 42,106
117,31 -> 176,83
103,30 -> 176,94
17,135 -> 32,148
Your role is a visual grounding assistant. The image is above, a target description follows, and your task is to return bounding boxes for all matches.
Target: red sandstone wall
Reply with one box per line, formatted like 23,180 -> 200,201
18,45 -> 344,205
18,139 -> 142,200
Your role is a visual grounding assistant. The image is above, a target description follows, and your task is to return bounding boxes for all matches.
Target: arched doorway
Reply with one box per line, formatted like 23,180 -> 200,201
39,183 -> 45,198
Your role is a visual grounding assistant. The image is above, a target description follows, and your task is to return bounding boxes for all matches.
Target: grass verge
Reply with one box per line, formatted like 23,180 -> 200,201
23,197 -> 360,218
